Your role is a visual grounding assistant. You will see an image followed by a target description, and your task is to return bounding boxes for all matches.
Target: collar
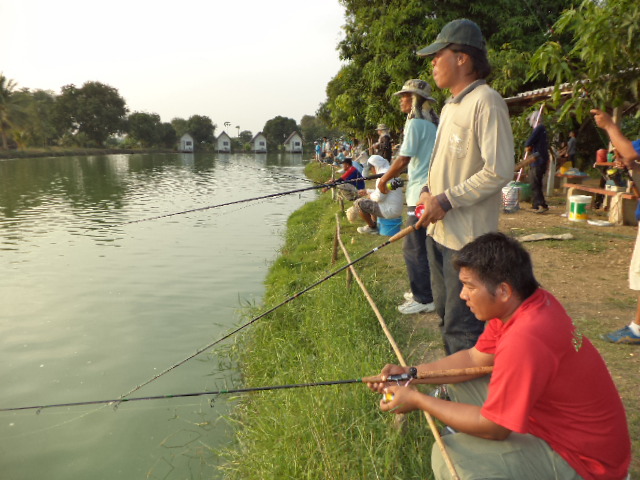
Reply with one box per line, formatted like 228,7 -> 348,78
446,79 -> 486,105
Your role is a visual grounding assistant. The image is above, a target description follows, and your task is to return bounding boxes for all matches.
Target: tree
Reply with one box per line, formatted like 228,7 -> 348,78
0,74 -> 22,149
171,117 -> 189,138
157,122 -> 177,149
127,112 -> 162,147
262,116 -> 298,149
20,89 -> 58,148
53,81 -> 128,147
530,0 -> 640,121
326,0 -> 573,137
186,115 -> 216,145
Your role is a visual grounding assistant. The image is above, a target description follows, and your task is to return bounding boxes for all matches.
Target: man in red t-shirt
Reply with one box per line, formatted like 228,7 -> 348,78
368,232 -> 630,480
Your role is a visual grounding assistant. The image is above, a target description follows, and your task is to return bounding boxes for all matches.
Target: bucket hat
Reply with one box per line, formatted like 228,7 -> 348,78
417,19 -> 486,57
393,79 -> 436,102
376,124 -> 389,131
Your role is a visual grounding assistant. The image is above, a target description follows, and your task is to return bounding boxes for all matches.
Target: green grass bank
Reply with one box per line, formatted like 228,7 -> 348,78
219,162 -> 442,479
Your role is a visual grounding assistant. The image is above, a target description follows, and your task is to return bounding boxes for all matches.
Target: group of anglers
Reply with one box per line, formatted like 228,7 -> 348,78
323,18 -> 632,480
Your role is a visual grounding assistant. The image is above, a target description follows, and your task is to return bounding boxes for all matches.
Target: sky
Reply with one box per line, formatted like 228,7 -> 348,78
1,0 -> 346,136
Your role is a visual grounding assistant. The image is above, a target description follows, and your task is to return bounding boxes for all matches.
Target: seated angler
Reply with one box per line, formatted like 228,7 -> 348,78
368,232 -> 630,480
351,155 -> 403,235
323,158 -> 366,201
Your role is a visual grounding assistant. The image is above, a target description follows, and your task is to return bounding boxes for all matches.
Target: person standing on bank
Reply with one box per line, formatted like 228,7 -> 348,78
371,124 -> 393,162
516,111 -> 549,213
415,19 -> 514,353
378,79 -> 439,315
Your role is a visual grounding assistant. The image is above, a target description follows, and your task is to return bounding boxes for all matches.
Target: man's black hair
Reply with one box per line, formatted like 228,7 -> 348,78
342,158 -> 353,165
449,43 -> 492,79
453,232 -> 539,299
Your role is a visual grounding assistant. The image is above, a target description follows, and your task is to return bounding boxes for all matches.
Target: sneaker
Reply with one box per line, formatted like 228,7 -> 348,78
357,225 -> 378,234
601,325 -> 640,344
358,225 -> 378,235
535,206 -> 549,214
398,300 -> 436,314
403,291 -> 414,301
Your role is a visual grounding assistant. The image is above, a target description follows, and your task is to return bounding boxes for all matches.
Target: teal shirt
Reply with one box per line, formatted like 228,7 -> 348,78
398,117 -> 437,206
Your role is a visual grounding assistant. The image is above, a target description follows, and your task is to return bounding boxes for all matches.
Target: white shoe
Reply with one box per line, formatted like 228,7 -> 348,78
403,291 -> 413,301
357,225 -> 379,234
397,300 -> 436,315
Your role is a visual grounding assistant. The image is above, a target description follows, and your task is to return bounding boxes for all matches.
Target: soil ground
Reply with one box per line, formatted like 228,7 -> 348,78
412,179 -> 640,477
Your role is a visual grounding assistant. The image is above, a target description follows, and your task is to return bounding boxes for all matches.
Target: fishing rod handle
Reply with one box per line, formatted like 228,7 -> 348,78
362,366 -> 493,384
388,224 -> 417,243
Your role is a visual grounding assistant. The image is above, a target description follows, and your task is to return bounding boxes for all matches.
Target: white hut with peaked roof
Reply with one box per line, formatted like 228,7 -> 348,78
283,131 -> 303,153
216,131 -> 232,153
179,133 -> 194,152
251,132 -> 268,153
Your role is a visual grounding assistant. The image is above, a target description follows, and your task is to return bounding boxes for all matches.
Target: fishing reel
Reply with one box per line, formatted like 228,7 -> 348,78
386,177 -> 404,191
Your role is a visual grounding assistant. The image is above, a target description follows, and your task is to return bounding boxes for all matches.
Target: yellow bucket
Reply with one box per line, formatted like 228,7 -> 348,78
569,195 -> 591,221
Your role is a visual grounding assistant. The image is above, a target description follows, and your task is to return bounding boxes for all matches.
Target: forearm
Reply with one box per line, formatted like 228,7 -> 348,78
410,393 -> 509,440
604,124 -> 640,161
379,156 -> 409,184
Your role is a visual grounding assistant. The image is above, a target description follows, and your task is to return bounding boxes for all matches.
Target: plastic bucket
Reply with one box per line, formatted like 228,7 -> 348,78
569,195 -> 591,221
502,185 -> 519,213
377,217 -> 402,236
513,182 -> 532,202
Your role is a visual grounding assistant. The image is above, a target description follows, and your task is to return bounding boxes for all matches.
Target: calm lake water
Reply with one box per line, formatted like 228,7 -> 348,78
0,152 -> 315,479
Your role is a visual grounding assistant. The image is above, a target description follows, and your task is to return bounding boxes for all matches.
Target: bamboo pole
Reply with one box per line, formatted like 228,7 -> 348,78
334,214 -> 461,480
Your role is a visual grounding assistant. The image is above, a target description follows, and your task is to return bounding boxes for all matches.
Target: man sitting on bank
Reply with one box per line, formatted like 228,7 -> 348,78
352,155 -> 403,235
368,232 -> 630,480
323,158 -> 366,201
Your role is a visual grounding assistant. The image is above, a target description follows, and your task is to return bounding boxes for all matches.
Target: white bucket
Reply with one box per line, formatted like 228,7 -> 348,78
568,195 -> 591,221
502,185 -> 519,212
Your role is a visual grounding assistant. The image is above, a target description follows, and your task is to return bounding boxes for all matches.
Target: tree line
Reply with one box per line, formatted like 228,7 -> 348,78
0,78 -> 343,153
1,0 -> 638,161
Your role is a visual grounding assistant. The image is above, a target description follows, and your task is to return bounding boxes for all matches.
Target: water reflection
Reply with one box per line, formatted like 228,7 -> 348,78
0,152 -> 314,480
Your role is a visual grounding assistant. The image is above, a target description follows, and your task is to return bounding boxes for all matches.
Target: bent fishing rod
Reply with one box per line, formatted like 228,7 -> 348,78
0,367 -> 493,413
116,224 -> 416,401
113,173 -> 383,226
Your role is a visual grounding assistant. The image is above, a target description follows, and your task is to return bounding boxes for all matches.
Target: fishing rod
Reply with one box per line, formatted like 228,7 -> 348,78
116,223 -> 416,401
0,367 -> 493,413
112,173 -> 383,226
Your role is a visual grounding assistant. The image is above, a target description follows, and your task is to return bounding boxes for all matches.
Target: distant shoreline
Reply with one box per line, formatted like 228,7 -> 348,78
0,147 -> 177,160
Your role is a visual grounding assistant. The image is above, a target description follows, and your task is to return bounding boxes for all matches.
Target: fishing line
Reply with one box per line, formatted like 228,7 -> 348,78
111,174 -> 382,227
216,157 -> 320,185
114,224 -> 416,401
0,367 -> 492,413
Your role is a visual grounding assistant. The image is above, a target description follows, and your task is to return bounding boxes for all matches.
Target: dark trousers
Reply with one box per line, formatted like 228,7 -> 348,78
531,163 -> 548,209
402,212 -> 433,305
426,237 -> 485,354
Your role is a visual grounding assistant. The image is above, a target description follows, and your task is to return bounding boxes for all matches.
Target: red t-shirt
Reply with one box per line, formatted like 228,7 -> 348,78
476,289 -> 630,480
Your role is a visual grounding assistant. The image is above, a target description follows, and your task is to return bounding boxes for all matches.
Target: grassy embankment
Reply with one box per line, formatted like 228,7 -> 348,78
219,161 -> 443,479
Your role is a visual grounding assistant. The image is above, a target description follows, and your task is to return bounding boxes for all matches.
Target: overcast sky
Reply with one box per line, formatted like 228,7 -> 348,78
1,0 -> 346,135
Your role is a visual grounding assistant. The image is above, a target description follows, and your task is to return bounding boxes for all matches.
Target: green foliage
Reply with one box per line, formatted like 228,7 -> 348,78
0,74 -> 23,149
326,0 -> 573,138
530,0 -> 640,121
186,114 -> 216,145
127,112 -> 162,147
262,116 -> 298,149
53,81 -> 128,147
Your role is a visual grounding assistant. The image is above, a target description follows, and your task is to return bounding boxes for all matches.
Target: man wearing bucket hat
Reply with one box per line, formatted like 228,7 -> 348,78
377,78 -> 439,315
371,123 -> 393,162
414,19 -> 515,353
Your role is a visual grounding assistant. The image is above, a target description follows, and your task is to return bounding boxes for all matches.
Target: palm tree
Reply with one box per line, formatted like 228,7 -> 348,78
0,73 -> 20,149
